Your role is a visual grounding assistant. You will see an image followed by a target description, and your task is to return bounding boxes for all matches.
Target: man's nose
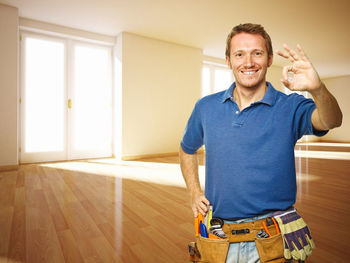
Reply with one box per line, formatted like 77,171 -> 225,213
244,55 -> 253,67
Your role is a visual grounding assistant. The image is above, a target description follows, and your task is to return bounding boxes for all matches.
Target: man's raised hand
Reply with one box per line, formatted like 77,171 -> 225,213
276,44 -> 322,95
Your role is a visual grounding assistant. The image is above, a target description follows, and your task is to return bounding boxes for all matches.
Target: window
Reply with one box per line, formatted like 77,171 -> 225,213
202,62 -> 234,97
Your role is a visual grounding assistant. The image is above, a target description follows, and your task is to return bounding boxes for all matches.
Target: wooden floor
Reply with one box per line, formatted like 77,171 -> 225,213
0,148 -> 349,263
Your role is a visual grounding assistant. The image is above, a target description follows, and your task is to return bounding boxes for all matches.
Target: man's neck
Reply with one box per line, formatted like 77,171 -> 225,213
234,82 -> 267,111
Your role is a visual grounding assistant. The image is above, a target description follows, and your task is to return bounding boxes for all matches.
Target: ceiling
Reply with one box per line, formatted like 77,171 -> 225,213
1,0 -> 350,78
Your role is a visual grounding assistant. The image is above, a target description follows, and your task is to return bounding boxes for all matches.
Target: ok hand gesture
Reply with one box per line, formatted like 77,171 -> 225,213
276,44 -> 322,95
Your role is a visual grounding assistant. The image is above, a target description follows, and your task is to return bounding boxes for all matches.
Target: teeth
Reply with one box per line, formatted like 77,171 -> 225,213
241,69 -> 259,75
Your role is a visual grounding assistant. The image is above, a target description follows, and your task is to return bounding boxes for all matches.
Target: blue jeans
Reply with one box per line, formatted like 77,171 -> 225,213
224,212 -> 292,263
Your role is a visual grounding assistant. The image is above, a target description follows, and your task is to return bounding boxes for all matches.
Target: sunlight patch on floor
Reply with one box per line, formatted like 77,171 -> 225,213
40,159 -> 206,188
39,157 -> 321,189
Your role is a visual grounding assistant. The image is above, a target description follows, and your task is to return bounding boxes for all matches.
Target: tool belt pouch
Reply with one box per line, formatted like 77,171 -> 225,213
195,236 -> 229,263
255,233 -> 285,263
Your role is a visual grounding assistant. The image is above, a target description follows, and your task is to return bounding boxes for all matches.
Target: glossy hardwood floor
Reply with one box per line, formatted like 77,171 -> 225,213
0,148 -> 349,263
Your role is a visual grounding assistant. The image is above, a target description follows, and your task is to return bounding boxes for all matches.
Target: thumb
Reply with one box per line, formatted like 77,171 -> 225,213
281,78 -> 291,89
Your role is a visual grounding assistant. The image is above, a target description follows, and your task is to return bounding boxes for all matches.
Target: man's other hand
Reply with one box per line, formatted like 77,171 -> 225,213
191,192 -> 210,217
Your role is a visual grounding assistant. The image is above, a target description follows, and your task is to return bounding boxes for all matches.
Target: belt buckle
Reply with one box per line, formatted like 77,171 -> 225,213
232,228 -> 250,235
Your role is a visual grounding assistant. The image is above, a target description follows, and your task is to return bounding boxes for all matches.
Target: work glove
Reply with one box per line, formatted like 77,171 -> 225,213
274,209 -> 315,261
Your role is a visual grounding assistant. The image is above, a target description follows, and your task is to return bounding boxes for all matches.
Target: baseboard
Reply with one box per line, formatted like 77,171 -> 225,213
0,164 -> 19,172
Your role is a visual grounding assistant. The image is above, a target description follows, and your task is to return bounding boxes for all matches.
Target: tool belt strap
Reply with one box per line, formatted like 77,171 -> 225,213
222,218 -> 279,243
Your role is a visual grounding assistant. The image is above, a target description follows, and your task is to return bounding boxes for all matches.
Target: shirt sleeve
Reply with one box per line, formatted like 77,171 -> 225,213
293,94 -> 328,140
180,100 -> 204,154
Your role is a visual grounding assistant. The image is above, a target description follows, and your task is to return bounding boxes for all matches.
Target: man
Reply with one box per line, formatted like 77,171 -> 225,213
180,23 -> 342,262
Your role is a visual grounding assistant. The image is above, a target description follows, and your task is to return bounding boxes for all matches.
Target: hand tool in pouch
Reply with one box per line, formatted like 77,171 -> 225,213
200,223 -> 208,238
203,205 -> 213,231
209,217 -> 227,238
194,213 -> 204,237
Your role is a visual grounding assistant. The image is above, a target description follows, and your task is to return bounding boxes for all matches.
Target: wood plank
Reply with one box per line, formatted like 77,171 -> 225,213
56,230 -> 84,263
0,206 -> 14,263
26,188 -> 65,263
7,186 -> 26,263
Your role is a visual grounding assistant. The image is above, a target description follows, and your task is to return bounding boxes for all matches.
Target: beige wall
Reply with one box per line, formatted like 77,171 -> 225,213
267,65 -> 284,92
321,75 -> 350,142
0,4 -> 18,166
116,32 -> 202,157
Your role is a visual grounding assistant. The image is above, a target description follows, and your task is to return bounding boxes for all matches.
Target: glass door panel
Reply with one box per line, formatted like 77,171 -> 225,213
69,43 -> 112,159
21,34 -> 66,163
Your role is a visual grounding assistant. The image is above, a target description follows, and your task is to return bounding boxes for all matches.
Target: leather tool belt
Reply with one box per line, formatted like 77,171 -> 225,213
190,217 -> 286,263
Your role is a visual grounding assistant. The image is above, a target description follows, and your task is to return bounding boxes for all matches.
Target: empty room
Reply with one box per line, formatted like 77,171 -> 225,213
0,0 -> 349,262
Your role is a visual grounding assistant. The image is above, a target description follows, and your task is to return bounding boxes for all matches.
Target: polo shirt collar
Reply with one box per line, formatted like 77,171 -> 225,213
221,81 -> 277,106
221,82 -> 235,103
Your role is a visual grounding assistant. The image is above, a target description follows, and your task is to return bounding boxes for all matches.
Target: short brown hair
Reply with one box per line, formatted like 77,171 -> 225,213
225,23 -> 273,59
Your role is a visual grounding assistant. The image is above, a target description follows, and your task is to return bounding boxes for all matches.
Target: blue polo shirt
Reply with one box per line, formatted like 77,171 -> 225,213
181,82 -> 327,220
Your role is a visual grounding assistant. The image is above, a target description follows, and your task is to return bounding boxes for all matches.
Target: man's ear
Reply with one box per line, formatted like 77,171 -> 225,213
268,54 -> 273,67
226,57 -> 232,69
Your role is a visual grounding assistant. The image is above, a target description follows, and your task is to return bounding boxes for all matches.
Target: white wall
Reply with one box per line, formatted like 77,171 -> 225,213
117,32 -> 202,157
0,4 -> 18,166
321,75 -> 350,142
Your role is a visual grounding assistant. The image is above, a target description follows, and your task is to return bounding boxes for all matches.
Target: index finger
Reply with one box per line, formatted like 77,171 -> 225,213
200,195 -> 210,206
276,49 -> 295,63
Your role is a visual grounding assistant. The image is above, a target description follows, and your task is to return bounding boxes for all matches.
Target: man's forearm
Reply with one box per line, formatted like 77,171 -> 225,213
179,146 -> 209,216
179,146 -> 202,196
311,82 -> 343,131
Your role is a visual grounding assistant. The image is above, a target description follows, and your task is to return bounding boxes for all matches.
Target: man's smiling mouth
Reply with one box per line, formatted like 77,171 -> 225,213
241,69 -> 259,75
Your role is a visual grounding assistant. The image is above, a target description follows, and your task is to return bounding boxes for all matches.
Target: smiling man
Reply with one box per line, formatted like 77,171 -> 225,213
180,23 -> 342,263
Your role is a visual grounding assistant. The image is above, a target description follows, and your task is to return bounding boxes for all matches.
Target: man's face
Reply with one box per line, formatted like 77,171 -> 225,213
226,32 -> 273,90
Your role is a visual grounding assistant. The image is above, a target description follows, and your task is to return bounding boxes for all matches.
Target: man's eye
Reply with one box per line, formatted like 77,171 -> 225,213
235,53 -> 243,57
255,52 -> 262,56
